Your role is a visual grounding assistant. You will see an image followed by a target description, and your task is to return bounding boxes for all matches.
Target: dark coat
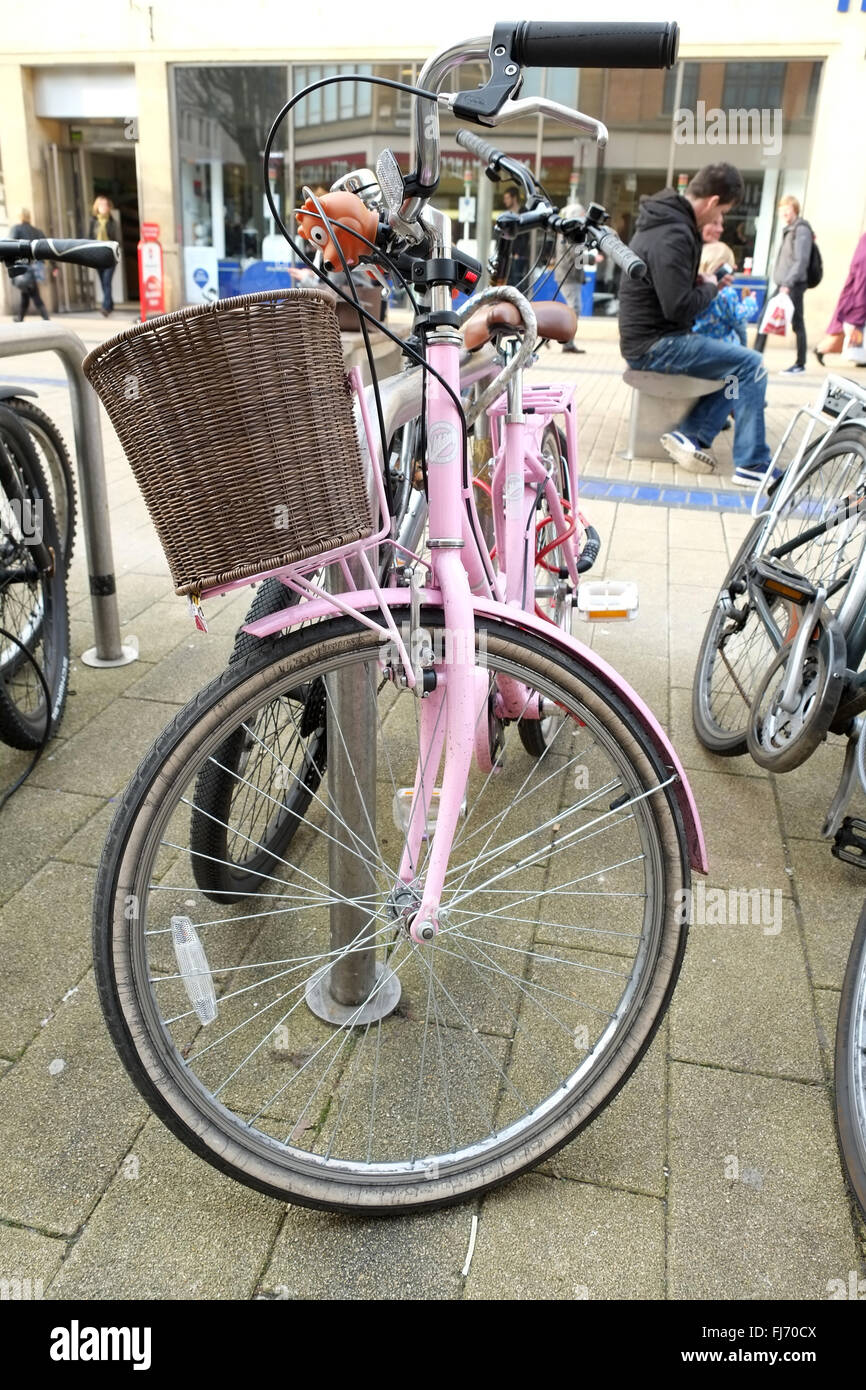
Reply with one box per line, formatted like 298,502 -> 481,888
618,189 -> 716,361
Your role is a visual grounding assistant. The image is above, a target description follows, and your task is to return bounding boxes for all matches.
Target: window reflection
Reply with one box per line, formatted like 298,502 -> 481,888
172,57 -> 822,306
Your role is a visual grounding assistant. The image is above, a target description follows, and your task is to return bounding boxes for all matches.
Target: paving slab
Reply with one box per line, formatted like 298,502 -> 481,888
539,1023 -> 668,1198
259,1201 -> 470,1300
465,1172 -> 665,1300
669,685 -> 768,779
670,896 -> 823,1081
0,972 -> 147,1233
123,632 -> 236,705
787,838 -> 864,990
814,988 -> 840,1075
47,1118 -> 283,1300
0,786 -> 102,906
774,736 -> 866,843
0,861 -> 96,1056
668,1061 -> 857,1299
25,696 -> 179,797
0,1224 -> 67,1297
684,767 -> 788,887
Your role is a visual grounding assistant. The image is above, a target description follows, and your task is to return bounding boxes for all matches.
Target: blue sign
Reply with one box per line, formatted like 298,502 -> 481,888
193,266 -> 210,287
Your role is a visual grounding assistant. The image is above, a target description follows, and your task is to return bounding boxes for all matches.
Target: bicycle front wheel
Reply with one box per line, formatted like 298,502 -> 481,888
94,613 -> 689,1212
836,900 -> 866,1221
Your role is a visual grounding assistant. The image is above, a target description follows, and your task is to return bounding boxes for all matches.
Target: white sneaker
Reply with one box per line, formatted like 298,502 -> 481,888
660,431 -> 717,474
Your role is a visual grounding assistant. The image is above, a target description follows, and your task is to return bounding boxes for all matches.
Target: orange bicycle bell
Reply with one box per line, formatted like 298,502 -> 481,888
295,192 -> 379,271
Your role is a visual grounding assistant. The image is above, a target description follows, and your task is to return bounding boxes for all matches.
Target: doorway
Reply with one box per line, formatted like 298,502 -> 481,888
44,134 -> 141,311
91,150 -> 140,301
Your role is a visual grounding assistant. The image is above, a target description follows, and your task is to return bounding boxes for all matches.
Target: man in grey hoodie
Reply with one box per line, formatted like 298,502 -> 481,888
754,195 -> 813,373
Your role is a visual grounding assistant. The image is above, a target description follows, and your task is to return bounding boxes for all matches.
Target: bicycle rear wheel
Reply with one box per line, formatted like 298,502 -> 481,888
0,407 -> 70,749
190,419 -> 425,899
693,426 -> 866,756
189,578 -> 326,900
835,900 -> 866,1221
94,612 -> 688,1212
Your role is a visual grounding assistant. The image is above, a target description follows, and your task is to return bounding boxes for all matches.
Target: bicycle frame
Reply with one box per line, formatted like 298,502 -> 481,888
743,374 -> 866,679
200,45 -> 708,930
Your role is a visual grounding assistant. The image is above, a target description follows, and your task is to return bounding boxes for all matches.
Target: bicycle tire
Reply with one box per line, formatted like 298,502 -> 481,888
0,407 -> 70,749
189,578 -> 326,900
519,422 -> 572,757
692,426 -> 866,756
94,611 -> 689,1213
6,397 -> 76,569
835,899 -> 866,1221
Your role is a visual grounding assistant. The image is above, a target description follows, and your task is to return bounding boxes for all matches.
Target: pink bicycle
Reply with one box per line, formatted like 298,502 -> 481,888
87,20 -> 706,1213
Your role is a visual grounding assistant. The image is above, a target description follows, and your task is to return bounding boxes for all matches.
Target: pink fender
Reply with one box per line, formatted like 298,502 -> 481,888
243,588 -> 708,874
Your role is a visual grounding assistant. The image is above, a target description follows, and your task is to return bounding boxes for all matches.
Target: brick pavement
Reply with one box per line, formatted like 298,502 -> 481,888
0,309 -> 864,1300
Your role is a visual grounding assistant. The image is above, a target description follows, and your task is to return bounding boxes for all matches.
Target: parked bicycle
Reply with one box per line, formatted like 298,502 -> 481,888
693,372 -> 866,859
0,385 -> 76,570
0,236 -> 117,787
84,20 -> 705,1214
204,143 -> 602,890
836,898 -> 866,1221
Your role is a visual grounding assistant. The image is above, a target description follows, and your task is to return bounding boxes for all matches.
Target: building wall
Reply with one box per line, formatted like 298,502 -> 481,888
2,0 -> 864,330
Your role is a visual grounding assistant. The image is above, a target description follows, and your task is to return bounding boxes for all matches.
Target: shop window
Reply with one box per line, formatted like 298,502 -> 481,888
722,62 -> 786,111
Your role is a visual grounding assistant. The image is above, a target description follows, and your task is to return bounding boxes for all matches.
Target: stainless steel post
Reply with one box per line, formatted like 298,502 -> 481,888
0,324 -> 137,667
305,396 -> 400,1025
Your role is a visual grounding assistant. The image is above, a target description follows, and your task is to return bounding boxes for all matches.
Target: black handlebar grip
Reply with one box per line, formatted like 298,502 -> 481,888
456,129 -> 505,167
31,238 -> 120,271
591,226 -> 647,280
512,21 -> 679,70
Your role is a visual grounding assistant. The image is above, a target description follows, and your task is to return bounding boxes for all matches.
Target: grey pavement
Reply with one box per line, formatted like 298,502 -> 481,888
0,308 -> 864,1300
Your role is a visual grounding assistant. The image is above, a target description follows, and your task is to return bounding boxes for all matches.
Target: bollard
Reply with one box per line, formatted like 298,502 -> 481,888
0,324 -> 137,667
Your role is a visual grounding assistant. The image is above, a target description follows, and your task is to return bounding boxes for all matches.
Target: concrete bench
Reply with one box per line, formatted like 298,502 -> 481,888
621,369 -> 726,462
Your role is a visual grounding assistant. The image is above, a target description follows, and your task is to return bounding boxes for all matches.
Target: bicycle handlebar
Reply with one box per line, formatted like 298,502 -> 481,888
511,20 -> 679,70
455,129 -> 502,168
588,225 -> 647,280
456,129 -> 537,202
0,238 -> 120,271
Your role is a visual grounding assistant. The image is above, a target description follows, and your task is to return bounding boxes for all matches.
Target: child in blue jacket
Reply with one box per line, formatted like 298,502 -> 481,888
692,242 -> 758,346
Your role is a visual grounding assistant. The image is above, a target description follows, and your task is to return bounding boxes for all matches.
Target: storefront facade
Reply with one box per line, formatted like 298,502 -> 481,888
1,1 -> 863,332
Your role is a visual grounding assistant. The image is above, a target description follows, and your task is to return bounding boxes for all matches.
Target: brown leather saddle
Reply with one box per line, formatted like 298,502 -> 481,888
463,299 -> 577,351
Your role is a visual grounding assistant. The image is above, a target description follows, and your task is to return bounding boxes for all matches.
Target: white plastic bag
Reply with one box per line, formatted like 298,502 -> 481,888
758,292 -> 794,336
842,322 -> 866,365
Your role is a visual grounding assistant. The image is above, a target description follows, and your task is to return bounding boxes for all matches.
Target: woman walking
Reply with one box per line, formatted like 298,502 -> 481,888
814,233 -> 866,366
89,196 -> 120,317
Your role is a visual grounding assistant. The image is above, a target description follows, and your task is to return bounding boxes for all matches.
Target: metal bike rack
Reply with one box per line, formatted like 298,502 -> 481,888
0,324 -> 136,667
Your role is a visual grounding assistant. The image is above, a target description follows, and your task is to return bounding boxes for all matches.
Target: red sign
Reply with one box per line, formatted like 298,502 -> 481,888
138,234 -> 165,320
140,222 -> 160,241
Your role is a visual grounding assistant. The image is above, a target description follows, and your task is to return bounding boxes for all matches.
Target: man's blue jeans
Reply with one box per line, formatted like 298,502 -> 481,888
628,332 -> 771,471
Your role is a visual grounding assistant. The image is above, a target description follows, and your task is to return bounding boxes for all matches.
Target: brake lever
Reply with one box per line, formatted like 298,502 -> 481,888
439,92 -> 608,147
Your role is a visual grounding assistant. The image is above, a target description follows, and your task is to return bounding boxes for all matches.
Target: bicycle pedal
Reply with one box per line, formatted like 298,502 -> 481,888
751,557 -> 817,606
831,817 -> 866,868
393,787 -> 467,839
575,578 -> 639,623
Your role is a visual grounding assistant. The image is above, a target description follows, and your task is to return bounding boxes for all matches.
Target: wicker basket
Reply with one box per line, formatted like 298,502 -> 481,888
82,288 -> 374,595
